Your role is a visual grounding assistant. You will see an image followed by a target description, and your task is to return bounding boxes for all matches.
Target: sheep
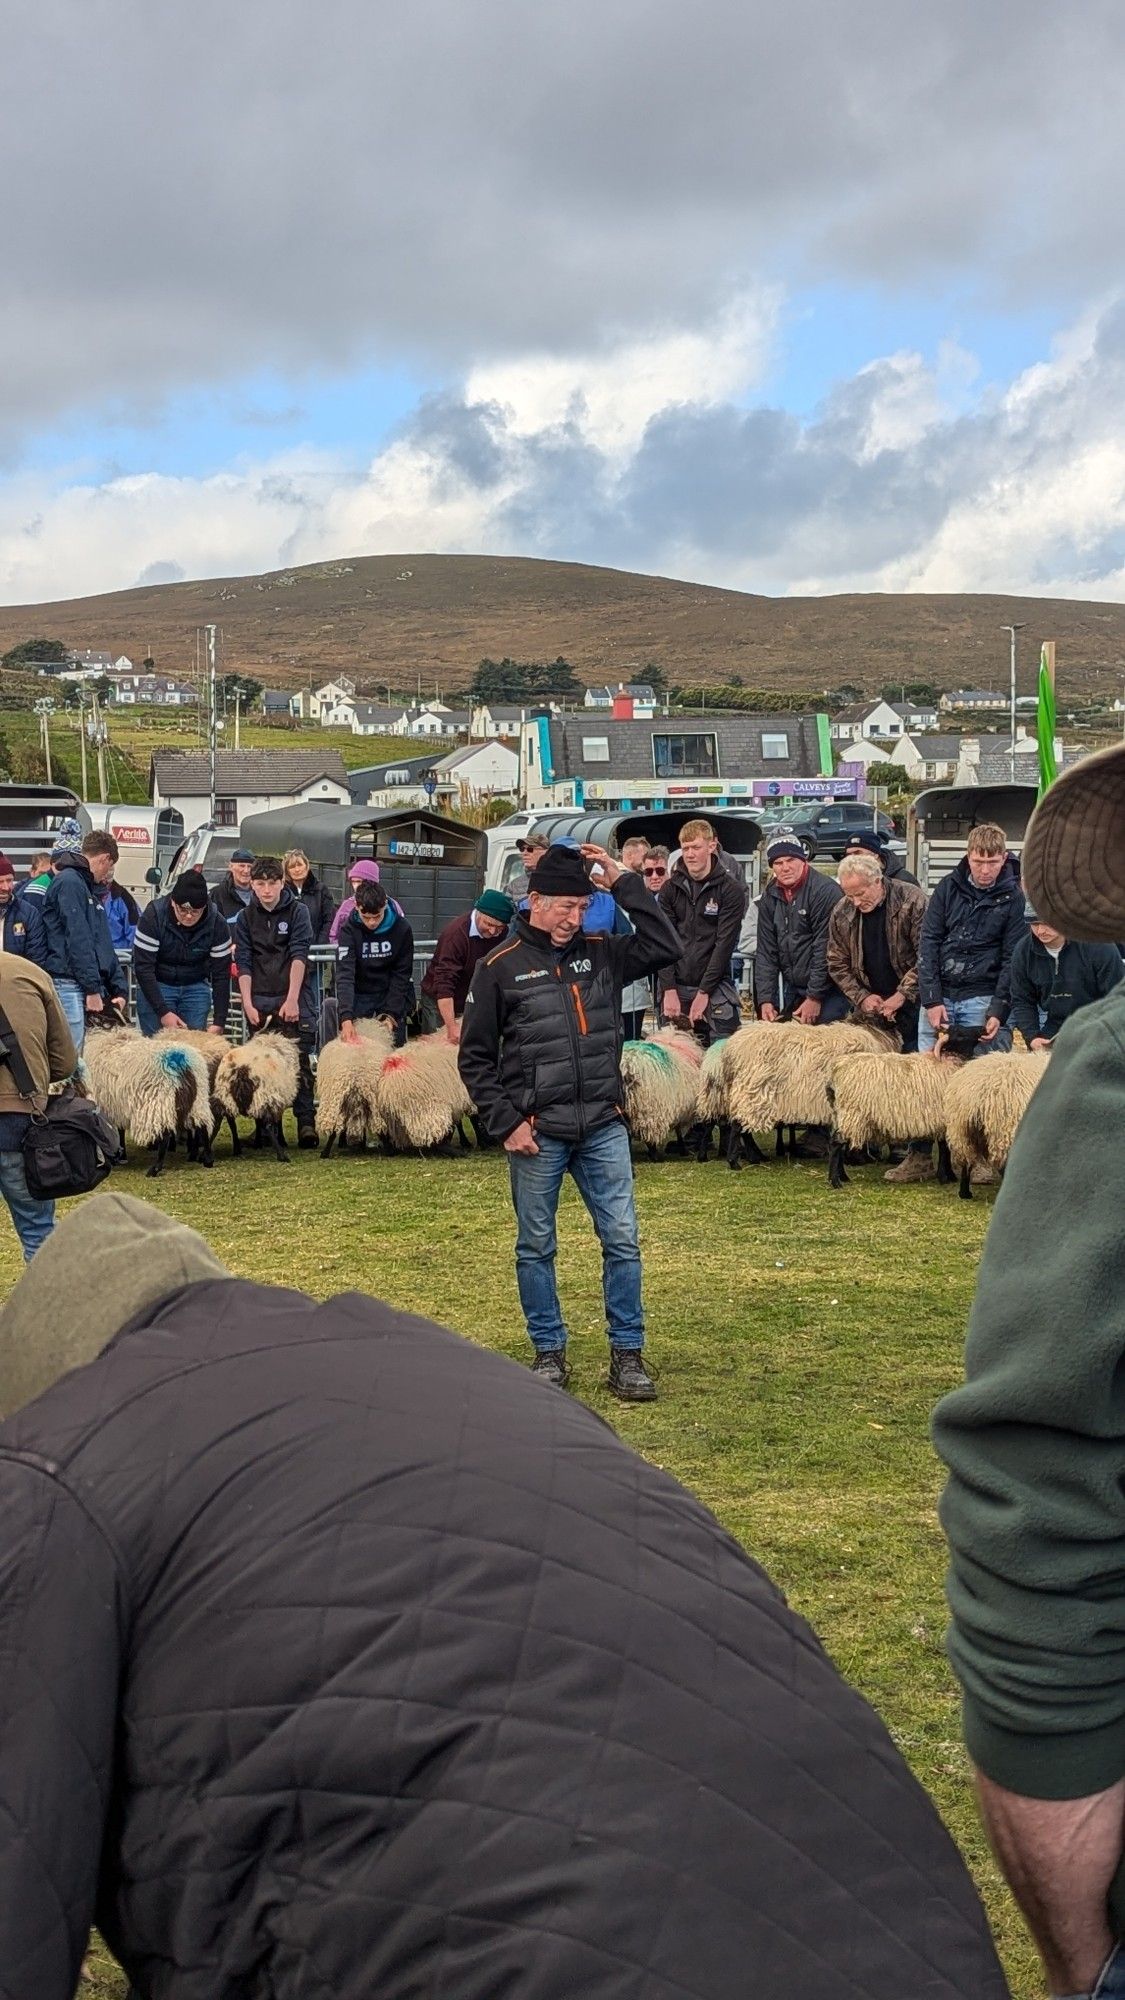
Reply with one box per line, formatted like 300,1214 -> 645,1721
213,1033 -> 301,1163
620,1036 -> 701,1160
822,1026 -> 985,1190
315,1020 -> 395,1158
943,1049 -> 1052,1199
374,1031 -> 475,1153
81,1022 -> 214,1176
719,1016 -> 900,1170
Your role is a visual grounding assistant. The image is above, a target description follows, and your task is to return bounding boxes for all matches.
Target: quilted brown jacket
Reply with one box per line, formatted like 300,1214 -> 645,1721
827,877 -> 927,1009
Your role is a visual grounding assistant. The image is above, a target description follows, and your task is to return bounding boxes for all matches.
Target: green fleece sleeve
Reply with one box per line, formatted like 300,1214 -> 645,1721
933,985 -> 1125,1801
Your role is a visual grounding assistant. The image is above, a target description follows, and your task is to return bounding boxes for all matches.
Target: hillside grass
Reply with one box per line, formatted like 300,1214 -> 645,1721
25,1137 -> 1042,1996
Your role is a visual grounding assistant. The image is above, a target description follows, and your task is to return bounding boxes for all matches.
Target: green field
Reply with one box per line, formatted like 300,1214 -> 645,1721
5,1138 -> 1038,1999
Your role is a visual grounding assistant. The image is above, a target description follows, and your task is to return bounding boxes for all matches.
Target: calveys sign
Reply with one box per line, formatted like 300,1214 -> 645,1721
388,838 -> 445,859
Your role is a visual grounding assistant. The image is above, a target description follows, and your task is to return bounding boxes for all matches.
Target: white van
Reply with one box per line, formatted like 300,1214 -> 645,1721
82,804 -> 185,905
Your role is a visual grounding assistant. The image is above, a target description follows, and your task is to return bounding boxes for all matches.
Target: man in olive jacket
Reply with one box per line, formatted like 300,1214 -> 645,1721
459,841 -> 679,1401
934,741 -> 1125,2000
0,1193 -> 1008,2000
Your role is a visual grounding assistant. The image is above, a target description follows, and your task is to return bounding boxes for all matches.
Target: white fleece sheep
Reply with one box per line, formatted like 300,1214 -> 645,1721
620,1035 -> 701,1157
824,1048 -> 966,1188
374,1032 -> 474,1152
718,1017 -> 898,1166
315,1020 -> 395,1155
81,1023 -> 214,1176
213,1033 -> 301,1162
942,1050 -> 1052,1198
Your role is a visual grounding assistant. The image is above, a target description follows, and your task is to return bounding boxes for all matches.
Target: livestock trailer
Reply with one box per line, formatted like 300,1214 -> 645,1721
81,803 -> 185,904
237,802 -> 486,935
486,807 -> 768,899
0,782 -> 88,876
908,784 -> 1039,890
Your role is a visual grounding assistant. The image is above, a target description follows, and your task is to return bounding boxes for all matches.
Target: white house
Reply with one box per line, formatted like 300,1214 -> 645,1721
433,739 -> 519,805
584,682 -> 657,711
308,677 -> 356,721
836,737 -> 901,773
888,733 -> 964,783
392,705 -> 470,739
830,698 -> 939,743
940,689 -> 1006,712
150,750 -> 351,838
342,700 -> 407,736
111,673 -> 196,707
470,703 -> 529,738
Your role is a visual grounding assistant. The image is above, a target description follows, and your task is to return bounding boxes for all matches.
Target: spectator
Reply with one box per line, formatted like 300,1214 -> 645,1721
1007,898 -> 1123,1049
619,837 -> 653,1038
327,858 -> 401,943
458,842 -> 680,1401
20,850 -> 55,903
233,856 -> 316,1146
507,830 -> 549,902
98,871 -> 141,952
211,846 -> 256,938
933,739 -> 1125,2000
843,827 -> 922,887
917,823 -> 1026,1056
657,817 -> 748,1044
0,1192 -> 1007,2000
41,830 -> 128,1052
131,869 -> 233,1036
283,848 -> 337,944
0,950 -> 76,1260
755,836 -> 847,1025
0,853 -> 48,967
827,852 -> 932,1185
418,889 -> 514,1041
335,882 -> 415,1048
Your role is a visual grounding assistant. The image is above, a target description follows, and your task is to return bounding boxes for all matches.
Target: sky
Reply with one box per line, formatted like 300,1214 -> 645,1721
4,0 -> 1125,607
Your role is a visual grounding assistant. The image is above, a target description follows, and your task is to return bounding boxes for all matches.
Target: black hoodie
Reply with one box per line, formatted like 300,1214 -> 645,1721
917,855 -> 1026,1015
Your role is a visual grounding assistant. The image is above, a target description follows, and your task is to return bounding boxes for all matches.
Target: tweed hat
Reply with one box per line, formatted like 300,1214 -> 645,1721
1022,742 -> 1125,942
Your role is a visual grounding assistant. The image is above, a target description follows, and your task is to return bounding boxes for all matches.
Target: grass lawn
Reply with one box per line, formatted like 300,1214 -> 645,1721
5,1136 -> 1038,1999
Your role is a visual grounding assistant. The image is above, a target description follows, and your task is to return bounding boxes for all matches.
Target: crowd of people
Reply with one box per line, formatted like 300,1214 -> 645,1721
0,749 -> 1124,1995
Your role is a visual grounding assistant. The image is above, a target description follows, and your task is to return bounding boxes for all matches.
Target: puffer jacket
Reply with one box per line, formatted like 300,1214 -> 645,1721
40,854 -> 128,1000
0,1278 -> 1009,1999
458,867 -> 680,1142
826,878 -> 927,1008
918,856 -> 1027,1016
754,866 -> 843,1008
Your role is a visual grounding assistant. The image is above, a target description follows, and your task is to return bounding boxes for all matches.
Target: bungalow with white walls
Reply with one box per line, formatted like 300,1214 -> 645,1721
433,739 -> 519,804
150,749 -> 351,838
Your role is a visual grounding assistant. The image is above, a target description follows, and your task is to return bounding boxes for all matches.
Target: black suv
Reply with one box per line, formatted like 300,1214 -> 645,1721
784,803 -> 897,860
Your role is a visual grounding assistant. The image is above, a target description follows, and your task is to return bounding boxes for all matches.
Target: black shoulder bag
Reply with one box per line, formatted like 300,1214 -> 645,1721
0,1001 -> 123,1199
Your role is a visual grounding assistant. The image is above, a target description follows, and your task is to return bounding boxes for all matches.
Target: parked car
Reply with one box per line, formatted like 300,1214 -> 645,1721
783,802 -> 897,860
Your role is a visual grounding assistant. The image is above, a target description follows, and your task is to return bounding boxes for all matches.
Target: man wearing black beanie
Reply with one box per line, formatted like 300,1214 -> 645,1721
132,869 -> 233,1035
458,841 -> 680,1401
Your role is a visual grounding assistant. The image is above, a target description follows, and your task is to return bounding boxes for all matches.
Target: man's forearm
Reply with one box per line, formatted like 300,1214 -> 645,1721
286,960 -> 306,1007
974,1769 -> 1124,1995
437,996 -> 456,1030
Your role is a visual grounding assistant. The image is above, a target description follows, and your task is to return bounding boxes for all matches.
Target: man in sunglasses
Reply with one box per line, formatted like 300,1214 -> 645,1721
620,838 -> 663,1037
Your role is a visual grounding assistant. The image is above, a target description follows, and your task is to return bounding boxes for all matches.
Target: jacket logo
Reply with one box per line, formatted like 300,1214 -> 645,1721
277,921 -> 289,934
515,969 -> 549,982
568,958 -> 592,974
703,899 -> 720,917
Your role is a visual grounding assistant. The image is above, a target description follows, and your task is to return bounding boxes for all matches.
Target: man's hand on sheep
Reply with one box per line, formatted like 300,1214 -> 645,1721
926,1003 -> 948,1032
85,994 -> 104,1014
110,996 -> 127,1015
687,992 -> 710,1025
278,999 -> 300,1024
504,1120 -> 540,1156
792,997 -> 821,1024
340,1020 -> 359,1045
243,999 -> 260,1027
161,1012 -> 187,1030
445,1020 -> 462,1046
979,1015 -> 1001,1042
860,993 -> 885,1015
579,843 -> 621,887
207,1024 -> 226,1036
880,992 -> 907,1019
662,990 -> 682,1020
758,1002 -> 779,1022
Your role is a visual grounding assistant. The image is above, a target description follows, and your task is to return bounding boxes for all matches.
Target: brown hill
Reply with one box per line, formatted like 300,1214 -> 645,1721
1,553 -> 1123,701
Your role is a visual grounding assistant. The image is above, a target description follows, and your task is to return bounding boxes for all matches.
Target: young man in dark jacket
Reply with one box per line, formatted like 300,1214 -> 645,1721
211,845 -> 256,936
917,822 -> 1026,1055
1007,899 -> 1123,1048
131,869 -> 233,1035
933,741 -> 1125,2000
657,817 -> 748,1044
418,888 -> 514,1041
459,842 -> 679,1402
233,856 -> 316,1143
755,836 -> 848,1023
335,882 -> 415,1046
0,852 -> 48,967
41,829 -> 128,1051
0,1192 -> 1007,2000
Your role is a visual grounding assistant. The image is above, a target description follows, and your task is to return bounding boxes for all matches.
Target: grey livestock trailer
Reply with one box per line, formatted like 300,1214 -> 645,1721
908,784 -> 1038,890
237,802 -> 487,937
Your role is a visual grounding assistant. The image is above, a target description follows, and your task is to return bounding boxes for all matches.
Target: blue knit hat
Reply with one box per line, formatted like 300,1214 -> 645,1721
50,816 -> 84,857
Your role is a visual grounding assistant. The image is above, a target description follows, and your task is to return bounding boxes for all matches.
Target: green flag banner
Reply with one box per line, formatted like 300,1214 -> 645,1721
1037,647 -> 1057,798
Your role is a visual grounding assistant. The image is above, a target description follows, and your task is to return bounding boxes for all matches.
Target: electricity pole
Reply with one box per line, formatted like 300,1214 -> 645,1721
233,682 -> 242,751
89,696 -> 109,804
78,693 -> 89,798
205,625 -> 218,822
1000,623 -> 1025,778
34,699 -> 55,783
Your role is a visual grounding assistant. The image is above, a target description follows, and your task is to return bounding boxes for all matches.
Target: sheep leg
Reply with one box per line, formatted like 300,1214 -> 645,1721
320,1132 -> 338,1160
227,1115 -> 243,1157
456,1120 -> 471,1151
774,1122 -> 786,1158
695,1123 -> 713,1163
827,1138 -> 849,1190
196,1130 -> 214,1169
646,1142 -> 662,1163
267,1118 -> 290,1164
726,1121 -> 744,1172
146,1134 -> 171,1180
958,1161 -> 973,1201
786,1124 -> 802,1160
936,1139 -> 955,1185
739,1127 -> 766,1165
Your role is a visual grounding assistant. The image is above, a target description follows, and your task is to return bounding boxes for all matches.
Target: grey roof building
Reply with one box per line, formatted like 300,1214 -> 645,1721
528,711 -> 827,808
150,749 -> 350,798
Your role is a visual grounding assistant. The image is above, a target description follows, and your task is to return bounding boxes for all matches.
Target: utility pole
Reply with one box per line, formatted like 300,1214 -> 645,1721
1000,623 -> 1025,778
90,696 -> 109,803
78,692 -> 89,799
205,625 -> 218,822
34,699 -> 55,783
233,682 -> 242,751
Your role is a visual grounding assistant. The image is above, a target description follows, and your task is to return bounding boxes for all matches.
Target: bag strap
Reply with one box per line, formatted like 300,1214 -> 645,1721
0,995 -> 45,1108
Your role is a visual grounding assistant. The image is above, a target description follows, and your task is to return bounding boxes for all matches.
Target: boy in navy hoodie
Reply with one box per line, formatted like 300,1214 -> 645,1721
335,883 -> 415,1047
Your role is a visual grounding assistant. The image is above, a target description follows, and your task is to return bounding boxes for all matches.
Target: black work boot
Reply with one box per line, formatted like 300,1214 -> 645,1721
531,1347 -> 571,1388
608,1348 -> 657,1402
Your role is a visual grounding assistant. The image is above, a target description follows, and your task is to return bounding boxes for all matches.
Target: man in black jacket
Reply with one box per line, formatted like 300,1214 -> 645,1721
843,827 -> 922,888
0,852 -> 48,968
41,829 -> 128,1052
657,817 -> 748,1044
131,869 -> 233,1035
0,1192 -> 1008,2000
755,836 -> 848,1023
459,841 -> 679,1401
211,845 -> 256,937
917,823 -> 1026,1056
335,882 -> 415,1046
233,856 -> 316,1144
1008,898 -> 1123,1048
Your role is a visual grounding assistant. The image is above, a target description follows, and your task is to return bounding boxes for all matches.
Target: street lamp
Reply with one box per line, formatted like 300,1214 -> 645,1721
1000,624 -> 1025,777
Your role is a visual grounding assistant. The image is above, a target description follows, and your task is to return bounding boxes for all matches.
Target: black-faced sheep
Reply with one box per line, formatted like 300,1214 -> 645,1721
81,1023 -> 214,1176
315,1020 -> 394,1158
942,1049 -> 1052,1198
213,1034 -> 301,1163
620,1033 -> 702,1160
374,1031 -> 474,1153
822,1026 -> 984,1189
715,1016 -> 899,1170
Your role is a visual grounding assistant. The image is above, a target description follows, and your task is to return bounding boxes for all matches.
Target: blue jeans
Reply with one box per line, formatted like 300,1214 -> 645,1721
1059,1943 -> 1125,1998
136,981 -> 212,1036
52,976 -> 87,1052
917,991 -> 1013,1056
508,1118 -> 645,1352
0,1149 -> 55,1261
